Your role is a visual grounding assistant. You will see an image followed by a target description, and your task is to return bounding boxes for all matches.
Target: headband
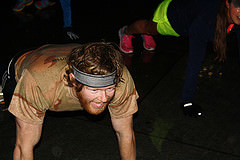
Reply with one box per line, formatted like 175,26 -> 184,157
72,65 -> 116,88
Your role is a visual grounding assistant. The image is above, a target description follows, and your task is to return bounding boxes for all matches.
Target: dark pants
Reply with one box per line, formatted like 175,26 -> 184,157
1,49 -> 30,107
2,57 -> 18,107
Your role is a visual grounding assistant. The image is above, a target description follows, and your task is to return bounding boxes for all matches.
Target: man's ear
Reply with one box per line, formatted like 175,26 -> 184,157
69,73 -> 77,87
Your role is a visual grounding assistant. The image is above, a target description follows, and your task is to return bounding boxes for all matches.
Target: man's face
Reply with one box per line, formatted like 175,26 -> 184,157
227,0 -> 240,25
76,84 -> 116,115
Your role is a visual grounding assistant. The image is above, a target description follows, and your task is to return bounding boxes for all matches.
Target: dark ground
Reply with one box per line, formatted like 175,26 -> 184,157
1,0 -> 240,159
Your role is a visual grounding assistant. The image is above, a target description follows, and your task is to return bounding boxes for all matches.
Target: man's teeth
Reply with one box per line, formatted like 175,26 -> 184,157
96,103 -> 103,107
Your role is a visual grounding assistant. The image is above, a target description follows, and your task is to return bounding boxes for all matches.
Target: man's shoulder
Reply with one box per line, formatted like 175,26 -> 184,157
113,66 -> 136,101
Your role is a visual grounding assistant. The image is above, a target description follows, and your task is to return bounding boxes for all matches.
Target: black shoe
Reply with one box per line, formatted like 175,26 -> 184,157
180,103 -> 202,117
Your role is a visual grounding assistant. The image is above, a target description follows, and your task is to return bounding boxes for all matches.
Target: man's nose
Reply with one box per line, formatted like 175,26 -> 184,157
99,91 -> 108,102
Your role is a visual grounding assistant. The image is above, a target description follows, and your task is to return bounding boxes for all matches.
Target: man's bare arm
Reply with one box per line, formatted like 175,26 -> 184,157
111,115 -> 136,160
13,118 -> 43,160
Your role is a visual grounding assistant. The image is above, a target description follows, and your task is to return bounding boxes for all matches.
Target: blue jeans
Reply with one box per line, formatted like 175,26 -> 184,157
59,0 -> 72,28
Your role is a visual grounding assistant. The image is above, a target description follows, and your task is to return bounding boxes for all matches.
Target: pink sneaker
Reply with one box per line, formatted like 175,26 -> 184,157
119,26 -> 134,54
142,35 -> 156,51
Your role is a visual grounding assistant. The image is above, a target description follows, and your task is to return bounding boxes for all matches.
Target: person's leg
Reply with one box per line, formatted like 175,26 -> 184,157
125,19 -> 158,35
180,54 -> 204,117
180,29 -> 206,117
59,0 -> 72,28
181,55 -> 204,104
2,56 -> 18,108
119,20 -> 158,53
60,0 -> 79,40
2,49 -> 32,108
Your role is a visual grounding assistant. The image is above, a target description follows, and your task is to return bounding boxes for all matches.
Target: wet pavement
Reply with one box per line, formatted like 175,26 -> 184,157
1,0 -> 240,159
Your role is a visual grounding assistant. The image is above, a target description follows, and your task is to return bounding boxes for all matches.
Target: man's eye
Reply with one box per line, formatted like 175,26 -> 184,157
90,89 -> 98,93
106,87 -> 115,92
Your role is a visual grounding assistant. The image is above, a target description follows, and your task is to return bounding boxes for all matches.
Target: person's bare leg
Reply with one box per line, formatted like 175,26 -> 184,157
125,20 -> 158,35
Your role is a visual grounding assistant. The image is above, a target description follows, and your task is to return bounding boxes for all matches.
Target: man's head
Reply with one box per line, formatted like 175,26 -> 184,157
65,42 -> 124,115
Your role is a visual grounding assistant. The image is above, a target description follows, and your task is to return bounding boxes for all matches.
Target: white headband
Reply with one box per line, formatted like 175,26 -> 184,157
72,65 -> 116,88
